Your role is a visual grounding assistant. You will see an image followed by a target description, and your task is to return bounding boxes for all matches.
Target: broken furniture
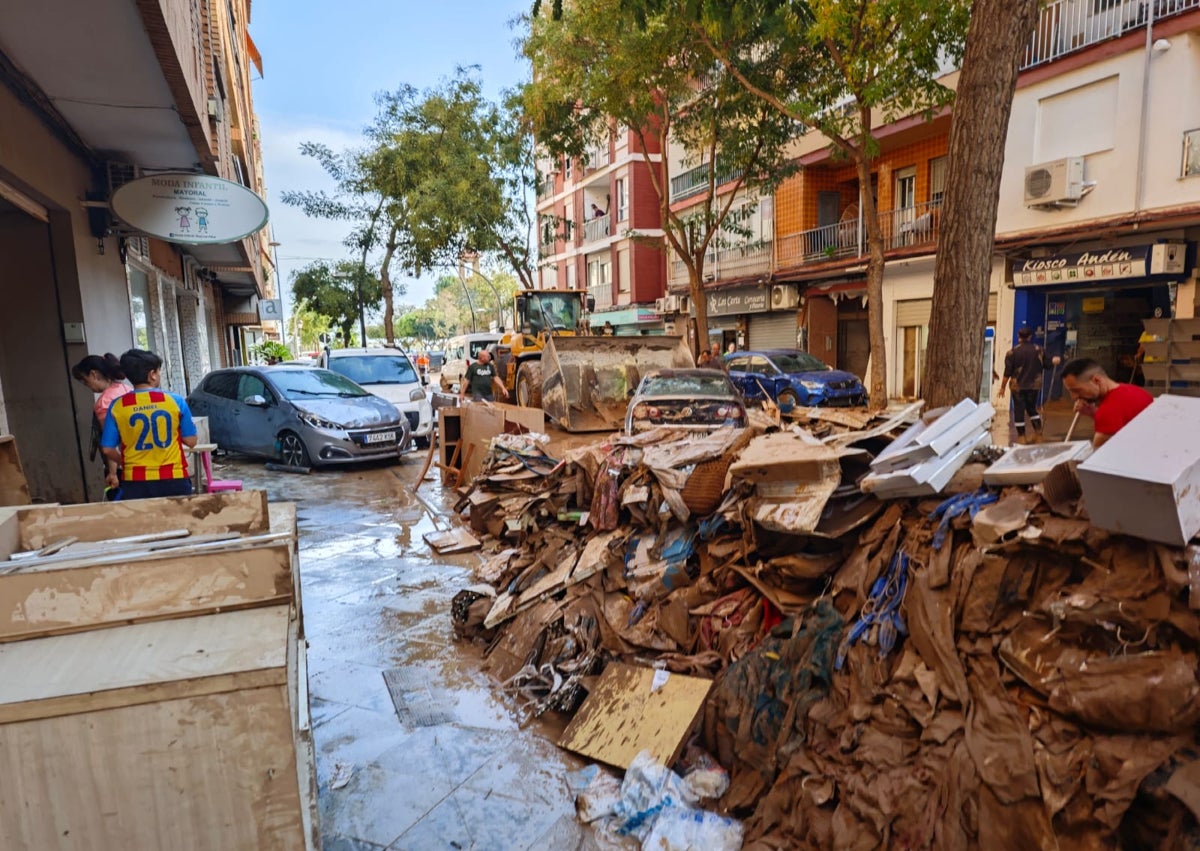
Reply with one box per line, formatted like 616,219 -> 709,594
861,398 -> 993,497
1077,394 -> 1200,545
188,441 -> 244,494
0,490 -> 318,850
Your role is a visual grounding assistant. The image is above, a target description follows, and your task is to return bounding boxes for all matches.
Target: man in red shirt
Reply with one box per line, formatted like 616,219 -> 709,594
1061,357 -> 1153,448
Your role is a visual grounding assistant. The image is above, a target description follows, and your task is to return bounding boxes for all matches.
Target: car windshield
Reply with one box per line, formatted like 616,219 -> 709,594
327,355 -> 418,386
641,374 -> 735,397
269,368 -> 370,399
468,340 -> 494,358
770,352 -> 832,373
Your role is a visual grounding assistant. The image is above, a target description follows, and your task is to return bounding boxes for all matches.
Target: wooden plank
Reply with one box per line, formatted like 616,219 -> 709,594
0,685 -> 307,850
0,435 -> 30,507
0,532 -> 291,576
0,667 -> 287,725
558,662 -> 712,770
0,606 -> 290,707
17,489 -> 270,550
0,543 -> 292,642
287,607 -> 321,851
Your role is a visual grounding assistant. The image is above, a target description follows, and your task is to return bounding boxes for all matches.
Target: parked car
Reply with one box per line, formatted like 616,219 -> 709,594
440,333 -> 502,392
625,369 -> 748,434
724,349 -> 866,408
318,347 -> 434,448
187,366 -> 411,468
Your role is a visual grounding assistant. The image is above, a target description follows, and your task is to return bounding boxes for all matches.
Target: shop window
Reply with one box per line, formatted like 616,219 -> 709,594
1183,129 -> 1200,178
128,267 -> 152,350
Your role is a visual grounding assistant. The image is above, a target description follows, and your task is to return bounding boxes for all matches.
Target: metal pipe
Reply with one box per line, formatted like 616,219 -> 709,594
1134,0 -> 1157,216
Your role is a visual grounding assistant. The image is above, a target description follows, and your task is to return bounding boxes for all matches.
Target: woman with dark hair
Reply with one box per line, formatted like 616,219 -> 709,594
72,353 -> 129,493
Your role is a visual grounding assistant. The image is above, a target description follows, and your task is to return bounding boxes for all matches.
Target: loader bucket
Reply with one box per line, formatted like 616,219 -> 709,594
541,335 -> 695,432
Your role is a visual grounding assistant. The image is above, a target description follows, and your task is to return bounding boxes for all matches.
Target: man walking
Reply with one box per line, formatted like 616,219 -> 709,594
1061,357 -> 1153,448
1001,327 -> 1045,444
100,349 -> 198,500
459,350 -> 509,403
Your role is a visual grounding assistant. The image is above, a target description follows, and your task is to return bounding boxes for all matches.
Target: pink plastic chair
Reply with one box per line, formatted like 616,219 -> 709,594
196,445 -> 243,494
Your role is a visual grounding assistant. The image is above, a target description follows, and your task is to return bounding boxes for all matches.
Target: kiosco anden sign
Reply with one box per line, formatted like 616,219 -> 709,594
110,173 -> 269,246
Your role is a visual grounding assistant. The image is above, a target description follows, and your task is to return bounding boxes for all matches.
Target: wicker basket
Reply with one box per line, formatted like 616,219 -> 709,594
681,429 -> 754,516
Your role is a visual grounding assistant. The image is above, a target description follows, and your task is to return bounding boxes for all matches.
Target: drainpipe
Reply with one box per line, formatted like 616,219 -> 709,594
1134,2 -> 1157,217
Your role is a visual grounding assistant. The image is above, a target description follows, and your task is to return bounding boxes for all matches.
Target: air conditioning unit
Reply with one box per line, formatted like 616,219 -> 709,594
771,284 -> 800,310
665,294 -> 682,312
1024,157 -> 1085,207
678,295 -> 691,315
1151,242 -> 1187,275
654,297 -> 669,312
106,161 -> 141,195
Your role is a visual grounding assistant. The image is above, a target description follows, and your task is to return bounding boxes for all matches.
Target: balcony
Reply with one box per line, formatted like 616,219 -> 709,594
588,283 -> 613,311
669,162 -> 746,203
585,143 -> 610,170
775,199 -> 942,270
668,240 -> 772,287
1022,0 -> 1200,70
583,216 -> 611,244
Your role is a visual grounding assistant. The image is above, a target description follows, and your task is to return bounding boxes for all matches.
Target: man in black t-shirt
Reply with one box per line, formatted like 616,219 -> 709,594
460,350 -> 508,403
1001,326 -> 1045,444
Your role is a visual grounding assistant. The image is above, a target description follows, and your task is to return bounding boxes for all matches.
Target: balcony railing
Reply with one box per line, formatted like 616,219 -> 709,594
668,240 -> 772,287
669,162 -> 746,203
583,216 -> 611,244
588,282 -> 613,311
1022,0 -> 1200,70
775,199 -> 942,270
585,144 -> 610,170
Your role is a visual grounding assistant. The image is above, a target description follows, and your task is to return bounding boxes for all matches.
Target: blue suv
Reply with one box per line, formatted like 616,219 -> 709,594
724,349 -> 866,408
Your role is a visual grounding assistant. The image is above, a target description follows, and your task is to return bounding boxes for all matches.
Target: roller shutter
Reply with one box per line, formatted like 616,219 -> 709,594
749,312 -> 799,349
896,294 -> 997,326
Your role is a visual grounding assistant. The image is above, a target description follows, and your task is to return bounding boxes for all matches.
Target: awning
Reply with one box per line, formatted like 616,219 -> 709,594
595,306 -> 662,326
247,32 -> 263,78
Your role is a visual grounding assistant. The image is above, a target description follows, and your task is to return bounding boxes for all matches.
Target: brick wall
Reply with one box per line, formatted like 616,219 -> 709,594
631,242 -> 666,304
629,160 -> 663,230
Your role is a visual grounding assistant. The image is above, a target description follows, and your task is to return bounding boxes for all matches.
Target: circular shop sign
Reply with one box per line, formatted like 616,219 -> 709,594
111,173 -> 269,246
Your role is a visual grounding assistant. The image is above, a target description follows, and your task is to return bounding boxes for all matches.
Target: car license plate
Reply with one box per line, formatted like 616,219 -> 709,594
364,431 -> 396,444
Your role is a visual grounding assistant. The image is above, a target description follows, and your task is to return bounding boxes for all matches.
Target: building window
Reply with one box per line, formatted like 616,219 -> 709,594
564,156 -> 572,179
616,178 -> 628,221
1184,129 -> 1200,178
930,155 -> 948,206
566,264 -> 576,290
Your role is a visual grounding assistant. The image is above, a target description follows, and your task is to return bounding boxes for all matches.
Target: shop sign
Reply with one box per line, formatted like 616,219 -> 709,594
1082,296 -> 1106,314
707,286 -> 768,317
111,173 -> 270,246
1013,246 -> 1153,287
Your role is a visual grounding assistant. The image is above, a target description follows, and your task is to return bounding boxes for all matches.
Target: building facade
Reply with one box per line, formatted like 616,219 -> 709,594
0,0 -> 274,503
535,127 -> 668,334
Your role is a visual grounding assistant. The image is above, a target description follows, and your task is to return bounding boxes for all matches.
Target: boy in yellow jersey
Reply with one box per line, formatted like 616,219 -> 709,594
100,349 -> 199,500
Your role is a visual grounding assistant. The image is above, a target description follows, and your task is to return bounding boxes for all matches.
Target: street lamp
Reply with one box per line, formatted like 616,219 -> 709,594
268,241 -> 287,347
459,255 -> 505,332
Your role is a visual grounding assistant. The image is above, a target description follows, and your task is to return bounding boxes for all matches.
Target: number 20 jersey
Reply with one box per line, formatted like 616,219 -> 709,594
100,390 -> 198,481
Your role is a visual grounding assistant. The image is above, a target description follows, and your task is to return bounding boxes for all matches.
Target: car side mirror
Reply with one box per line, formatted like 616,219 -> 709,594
245,394 -> 269,408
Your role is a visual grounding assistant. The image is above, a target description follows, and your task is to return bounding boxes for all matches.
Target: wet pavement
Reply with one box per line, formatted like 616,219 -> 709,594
229,452 -> 596,851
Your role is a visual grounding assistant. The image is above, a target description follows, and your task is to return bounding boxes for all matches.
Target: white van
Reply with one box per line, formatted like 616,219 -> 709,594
440,333 -> 502,392
320,347 -> 434,448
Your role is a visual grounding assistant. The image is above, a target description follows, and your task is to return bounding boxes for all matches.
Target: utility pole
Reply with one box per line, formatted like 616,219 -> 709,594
269,241 -> 287,347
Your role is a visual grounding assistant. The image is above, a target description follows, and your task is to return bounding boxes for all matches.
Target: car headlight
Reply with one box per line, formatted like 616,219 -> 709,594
298,411 -> 343,430
409,387 -> 427,402
799,380 -> 823,392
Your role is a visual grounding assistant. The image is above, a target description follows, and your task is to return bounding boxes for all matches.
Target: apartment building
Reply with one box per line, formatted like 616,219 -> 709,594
535,127 -> 668,334
0,0 -> 275,502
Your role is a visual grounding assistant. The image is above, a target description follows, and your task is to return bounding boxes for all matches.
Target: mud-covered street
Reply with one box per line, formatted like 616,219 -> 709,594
229,454 -> 595,851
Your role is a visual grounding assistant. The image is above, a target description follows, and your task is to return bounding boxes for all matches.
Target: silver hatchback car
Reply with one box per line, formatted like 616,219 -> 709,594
187,366 -> 411,468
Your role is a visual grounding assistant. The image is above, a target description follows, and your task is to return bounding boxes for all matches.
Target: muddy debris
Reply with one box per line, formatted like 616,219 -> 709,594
450,399 -> 1200,849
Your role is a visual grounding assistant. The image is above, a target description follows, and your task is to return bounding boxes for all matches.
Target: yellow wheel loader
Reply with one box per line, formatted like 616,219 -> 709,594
492,290 -> 693,432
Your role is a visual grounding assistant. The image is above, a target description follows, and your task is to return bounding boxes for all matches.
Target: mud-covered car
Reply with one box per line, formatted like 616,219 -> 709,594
624,368 -> 748,434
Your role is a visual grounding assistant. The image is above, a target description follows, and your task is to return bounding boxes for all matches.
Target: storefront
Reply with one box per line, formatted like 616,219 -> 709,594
594,305 -> 665,336
705,285 -> 799,350
1010,242 -> 1190,380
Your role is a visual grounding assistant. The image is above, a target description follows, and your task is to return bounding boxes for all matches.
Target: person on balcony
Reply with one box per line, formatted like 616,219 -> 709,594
591,203 -> 606,218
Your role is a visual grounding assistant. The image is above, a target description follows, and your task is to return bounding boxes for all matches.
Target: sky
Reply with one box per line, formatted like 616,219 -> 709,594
250,0 -> 532,322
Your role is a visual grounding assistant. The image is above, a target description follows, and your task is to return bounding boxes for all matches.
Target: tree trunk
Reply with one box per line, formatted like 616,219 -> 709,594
380,228 -> 398,347
856,150 -> 888,411
925,0 -> 1040,409
689,266 -> 708,358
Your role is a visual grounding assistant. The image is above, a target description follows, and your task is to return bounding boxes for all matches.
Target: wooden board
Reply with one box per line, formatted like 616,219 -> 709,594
558,662 -> 712,770
14,489 -> 270,552
461,403 -> 545,485
0,685 -> 307,851
0,543 -> 292,642
0,606 -> 290,709
0,436 -> 30,507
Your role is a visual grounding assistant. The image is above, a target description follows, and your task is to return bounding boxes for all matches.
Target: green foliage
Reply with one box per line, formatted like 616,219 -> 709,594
522,0 -> 803,345
250,341 -> 292,363
288,300 -> 334,352
290,261 -> 383,347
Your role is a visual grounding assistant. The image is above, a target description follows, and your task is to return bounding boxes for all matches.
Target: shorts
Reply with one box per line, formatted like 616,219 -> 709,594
117,478 -> 195,501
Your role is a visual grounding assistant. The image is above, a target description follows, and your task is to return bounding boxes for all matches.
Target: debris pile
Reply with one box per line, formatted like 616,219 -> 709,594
450,405 -> 1200,849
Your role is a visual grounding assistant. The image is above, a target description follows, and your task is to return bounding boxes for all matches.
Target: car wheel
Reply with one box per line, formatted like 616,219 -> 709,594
277,430 -> 311,468
415,435 -> 431,450
777,389 -> 800,409
516,361 -> 542,408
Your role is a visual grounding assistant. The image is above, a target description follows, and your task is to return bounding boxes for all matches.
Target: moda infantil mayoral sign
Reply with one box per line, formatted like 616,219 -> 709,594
110,173 -> 269,246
